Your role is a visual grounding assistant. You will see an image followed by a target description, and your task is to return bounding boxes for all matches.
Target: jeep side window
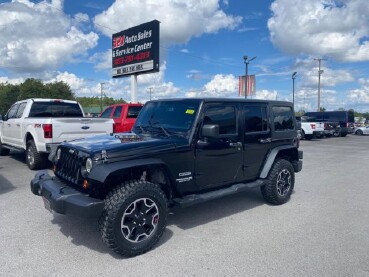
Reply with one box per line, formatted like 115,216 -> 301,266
203,105 -> 237,135
272,106 -> 294,131
244,106 -> 268,133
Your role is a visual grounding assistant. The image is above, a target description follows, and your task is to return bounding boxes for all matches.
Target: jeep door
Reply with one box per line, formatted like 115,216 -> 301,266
242,104 -> 271,180
1,103 -> 20,145
195,103 -> 243,188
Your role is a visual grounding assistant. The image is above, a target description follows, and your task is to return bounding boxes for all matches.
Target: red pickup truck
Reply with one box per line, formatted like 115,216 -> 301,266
100,103 -> 143,133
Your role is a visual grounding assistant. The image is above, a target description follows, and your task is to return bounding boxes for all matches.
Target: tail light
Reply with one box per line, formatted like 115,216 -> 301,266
43,124 -> 53,138
310,123 -> 316,129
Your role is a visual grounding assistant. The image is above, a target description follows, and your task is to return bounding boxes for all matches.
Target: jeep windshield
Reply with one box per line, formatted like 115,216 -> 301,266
133,100 -> 200,138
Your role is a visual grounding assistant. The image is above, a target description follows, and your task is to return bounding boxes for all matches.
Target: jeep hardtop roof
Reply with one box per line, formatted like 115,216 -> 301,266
148,98 -> 293,107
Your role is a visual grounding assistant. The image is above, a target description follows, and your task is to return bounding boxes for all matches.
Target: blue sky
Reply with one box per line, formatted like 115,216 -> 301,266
1,0 -> 369,112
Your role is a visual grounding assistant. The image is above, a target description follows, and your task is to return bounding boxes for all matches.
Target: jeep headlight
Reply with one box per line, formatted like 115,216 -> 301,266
85,158 -> 93,173
56,148 -> 61,161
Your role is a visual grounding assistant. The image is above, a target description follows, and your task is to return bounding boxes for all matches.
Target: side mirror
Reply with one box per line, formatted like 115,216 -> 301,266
201,124 -> 219,138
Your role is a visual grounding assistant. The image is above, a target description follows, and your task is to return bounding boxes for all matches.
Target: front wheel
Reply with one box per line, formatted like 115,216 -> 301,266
261,159 -> 295,205
99,180 -> 168,257
356,130 -> 363,136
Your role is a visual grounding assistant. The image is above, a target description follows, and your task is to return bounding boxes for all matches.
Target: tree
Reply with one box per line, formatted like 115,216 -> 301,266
319,107 -> 326,112
0,83 -> 20,115
19,78 -> 48,99
45,81 -> 75,100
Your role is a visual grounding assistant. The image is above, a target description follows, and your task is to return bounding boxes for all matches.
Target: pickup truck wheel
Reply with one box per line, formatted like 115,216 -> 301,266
99,180 -> 168,257
0,140 -> 10,156
261,159 -> 295,205
26,140 -> 45,170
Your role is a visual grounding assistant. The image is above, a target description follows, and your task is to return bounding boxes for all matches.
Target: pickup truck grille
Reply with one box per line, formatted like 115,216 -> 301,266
55,149 -> 83,186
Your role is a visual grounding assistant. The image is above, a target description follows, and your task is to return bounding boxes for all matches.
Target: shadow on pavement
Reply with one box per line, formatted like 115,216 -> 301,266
168,187 -> 264,230
0,172 -> 15,195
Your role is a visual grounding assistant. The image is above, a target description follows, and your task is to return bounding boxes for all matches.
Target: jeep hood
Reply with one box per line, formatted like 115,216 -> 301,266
61,132 -> 186,160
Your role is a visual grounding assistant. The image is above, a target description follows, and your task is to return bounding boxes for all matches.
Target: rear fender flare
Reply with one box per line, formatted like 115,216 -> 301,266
259,146 -> 297,178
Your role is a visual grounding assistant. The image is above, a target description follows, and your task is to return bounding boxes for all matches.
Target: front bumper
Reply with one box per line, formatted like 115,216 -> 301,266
30,171 -> 104,218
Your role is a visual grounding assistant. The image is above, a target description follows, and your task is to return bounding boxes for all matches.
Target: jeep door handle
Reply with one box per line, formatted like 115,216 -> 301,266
258,138 -> 271,144
229,142 -> 242,147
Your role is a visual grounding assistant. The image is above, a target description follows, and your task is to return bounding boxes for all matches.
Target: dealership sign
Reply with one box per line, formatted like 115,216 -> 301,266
112,20 -> 160,78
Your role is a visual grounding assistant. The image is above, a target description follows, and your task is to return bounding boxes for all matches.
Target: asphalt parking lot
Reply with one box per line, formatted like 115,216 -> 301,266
1,135 -> 369,277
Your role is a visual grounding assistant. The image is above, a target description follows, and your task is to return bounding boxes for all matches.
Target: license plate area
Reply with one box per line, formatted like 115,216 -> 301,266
42,197 -> 52,213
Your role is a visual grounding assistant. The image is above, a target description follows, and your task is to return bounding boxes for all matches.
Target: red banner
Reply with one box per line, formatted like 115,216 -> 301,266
239,75 -> 256,96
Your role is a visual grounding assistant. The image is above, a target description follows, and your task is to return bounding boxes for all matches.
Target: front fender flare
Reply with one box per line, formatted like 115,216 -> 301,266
88,158 -> 167,183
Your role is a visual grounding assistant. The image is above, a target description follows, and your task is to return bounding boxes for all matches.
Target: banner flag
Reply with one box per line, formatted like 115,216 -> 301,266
238,75 -> 256,96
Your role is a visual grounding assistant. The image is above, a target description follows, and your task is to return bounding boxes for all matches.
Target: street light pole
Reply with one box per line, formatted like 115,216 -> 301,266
147,87 -> 153,101
243,56 -> 256,99
100,82 -> 105,113
292,72 -> 297,109
314,57 -> 327,112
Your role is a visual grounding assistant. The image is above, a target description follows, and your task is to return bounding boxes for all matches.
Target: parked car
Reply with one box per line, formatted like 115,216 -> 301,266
100,103 -> 143,133
354,125 -> 369,135
298,116 -> 325,139
0,99 -> 114,170
31,98 -> 303,257
304,111 -> 354,137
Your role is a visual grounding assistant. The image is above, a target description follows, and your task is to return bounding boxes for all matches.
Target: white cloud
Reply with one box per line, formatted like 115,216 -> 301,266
0,0 -> 99,73
93,0 -> 242,44
268,0 -> 369,62
347,78 -> 369,105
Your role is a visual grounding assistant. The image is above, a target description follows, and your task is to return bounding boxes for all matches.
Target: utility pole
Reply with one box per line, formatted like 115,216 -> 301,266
147,87 -> 153,101
243,56 -> 256,99
292,72 -> 297,109
100,82 -> 105,113
314,58 -> 327,112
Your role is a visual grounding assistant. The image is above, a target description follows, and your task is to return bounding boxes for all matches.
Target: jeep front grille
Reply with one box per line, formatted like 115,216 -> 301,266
55,149 -> 83,186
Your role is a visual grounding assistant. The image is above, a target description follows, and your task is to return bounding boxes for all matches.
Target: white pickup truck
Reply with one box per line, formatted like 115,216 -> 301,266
297,116 -> 325,140
0,99 -> 113,169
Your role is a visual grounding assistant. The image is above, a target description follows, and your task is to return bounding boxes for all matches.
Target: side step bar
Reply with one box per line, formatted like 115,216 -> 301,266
2,144 -> 24,152
172,179 -> 264,208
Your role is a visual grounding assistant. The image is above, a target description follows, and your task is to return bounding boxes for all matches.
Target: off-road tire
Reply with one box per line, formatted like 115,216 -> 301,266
261,159 -> 295,205
0,139 -> 10,156
26,140 -> 45,170
99,180 -> 168,257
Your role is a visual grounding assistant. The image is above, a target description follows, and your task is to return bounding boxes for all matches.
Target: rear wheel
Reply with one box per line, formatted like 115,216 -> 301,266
0,139 -> 10,156
99,180 -> 168,257
26,140 -> 45,170
261,159 -> 295,205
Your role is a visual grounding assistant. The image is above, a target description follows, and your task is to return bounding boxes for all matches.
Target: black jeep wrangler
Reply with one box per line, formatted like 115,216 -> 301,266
31,98 -> 303,257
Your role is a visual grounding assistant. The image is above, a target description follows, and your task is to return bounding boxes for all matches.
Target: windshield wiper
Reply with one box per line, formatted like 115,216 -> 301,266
149,121 -> 170,137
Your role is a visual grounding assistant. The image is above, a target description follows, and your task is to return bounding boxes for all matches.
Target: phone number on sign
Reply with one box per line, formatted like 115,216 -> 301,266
113,51 -> 150,66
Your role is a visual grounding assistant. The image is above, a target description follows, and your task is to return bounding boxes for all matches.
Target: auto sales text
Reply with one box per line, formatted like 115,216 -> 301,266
113,29 -> 152,49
